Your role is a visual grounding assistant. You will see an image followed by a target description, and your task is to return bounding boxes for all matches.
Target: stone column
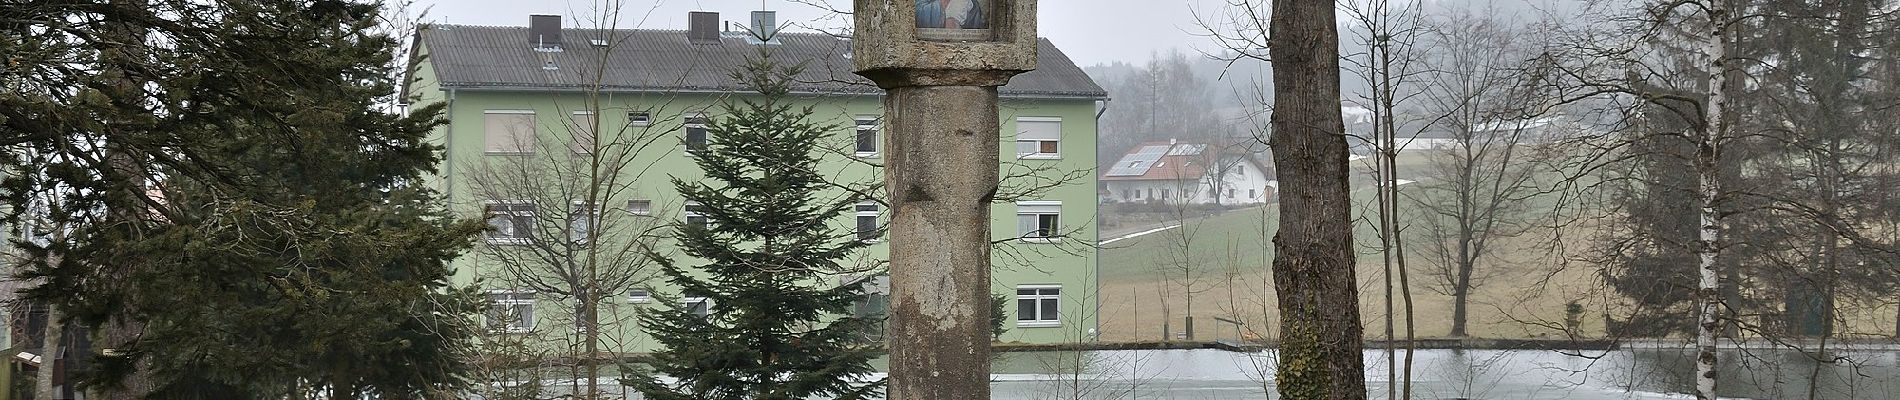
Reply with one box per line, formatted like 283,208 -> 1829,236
852,1 -> 1037,397
882,83 -> 1003,400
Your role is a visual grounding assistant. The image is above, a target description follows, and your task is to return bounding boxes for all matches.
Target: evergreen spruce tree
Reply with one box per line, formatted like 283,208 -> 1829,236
2,1 -> 485,397
627,49 -> 884,400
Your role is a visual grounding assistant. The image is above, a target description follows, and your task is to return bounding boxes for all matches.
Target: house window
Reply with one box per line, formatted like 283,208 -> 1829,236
569,202 -> 597,244
855,116 -> 880,156
1160,189 -> 1170,199
1016,201 -> 1061,242
1183,190 -> 1191,199
484,110 -> 536,154
682,296 -> 711,318
684,113 -> 709,153
628,288 -> 653,304
855,202 -> 882,242
484,202 -> 536,244
1228,189 -> 1236,198
570,111 -> 596,154
1016,286 -> 1061,327
486,291 -> 536,333
629,111 -> 652,127
626,199 -> 653,216
1014,117 -> 1061,158
684,202 -> 710,229
1250,189 -> 1258,198
1236,167 -> 1246,177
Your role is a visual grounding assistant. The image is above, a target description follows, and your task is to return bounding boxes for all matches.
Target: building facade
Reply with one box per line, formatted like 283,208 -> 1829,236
406,13 -> 1107,353
1101,139 -> 1276,206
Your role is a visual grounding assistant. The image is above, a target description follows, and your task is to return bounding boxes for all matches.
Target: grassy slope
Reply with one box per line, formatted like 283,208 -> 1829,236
1097,153 -> 1614,341
1099,152 -> 1900,342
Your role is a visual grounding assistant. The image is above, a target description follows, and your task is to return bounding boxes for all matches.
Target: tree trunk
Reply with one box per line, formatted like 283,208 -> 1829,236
1268,0 -> 1365,396
1693,2 -> 1730,398
1450,259 -> 1473,337
36,304 -> 61,400
94,1 -> 155,397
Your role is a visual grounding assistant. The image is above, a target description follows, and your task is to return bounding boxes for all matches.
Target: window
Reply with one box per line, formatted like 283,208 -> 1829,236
628,288 -> 653,304
1016,201 -> 1061,242
484,110 -> 536,154
486,291 -> 536,333
684,113 -> 709,153
682,296 -> 711,318
1250,189 -> 1258,198
855,202 -> 881,242
1016,286 -> 1061,327
1123,189 -> 1133,199
626,199 -> 652,216
1182,190 -> 1191,199
1160,189 -> 1170,199
570,112 -> 596,154
1014,117 -> 1061,158
569,202 -> 597,244
1236,167 -> 1246,178
1228,189 -> 1236,198
484,202 -> 536,244
684,202 -> 709,229
628,111 -> 652,127
854,116 -> 880,156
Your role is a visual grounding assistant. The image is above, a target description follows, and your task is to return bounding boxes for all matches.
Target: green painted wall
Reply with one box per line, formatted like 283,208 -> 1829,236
412,45 -> 1101,352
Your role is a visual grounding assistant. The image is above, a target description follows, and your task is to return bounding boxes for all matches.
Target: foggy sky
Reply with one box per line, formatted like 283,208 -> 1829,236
411,0 -> 1229,67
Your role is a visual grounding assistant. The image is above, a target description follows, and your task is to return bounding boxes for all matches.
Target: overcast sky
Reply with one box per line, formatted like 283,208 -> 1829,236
411,0 -> 1229,67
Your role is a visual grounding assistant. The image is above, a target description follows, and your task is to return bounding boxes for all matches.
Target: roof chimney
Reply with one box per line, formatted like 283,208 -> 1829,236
747,10 -> 779,44
688,11 -> 720,45
530,14 -> 562,50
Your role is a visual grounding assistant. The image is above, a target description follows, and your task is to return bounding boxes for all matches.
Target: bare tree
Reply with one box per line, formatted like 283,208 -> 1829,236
1408,8 -> 1550,339
457,2 -> 681,398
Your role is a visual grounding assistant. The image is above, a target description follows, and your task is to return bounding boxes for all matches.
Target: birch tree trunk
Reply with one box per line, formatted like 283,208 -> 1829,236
1694,1 -> 1730,398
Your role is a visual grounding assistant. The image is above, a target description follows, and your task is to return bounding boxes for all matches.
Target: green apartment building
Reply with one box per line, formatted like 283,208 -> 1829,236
405,13 -> 1106,354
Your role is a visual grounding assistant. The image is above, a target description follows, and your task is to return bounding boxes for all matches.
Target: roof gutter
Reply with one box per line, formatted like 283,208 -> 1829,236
1091,96 -> 1107,342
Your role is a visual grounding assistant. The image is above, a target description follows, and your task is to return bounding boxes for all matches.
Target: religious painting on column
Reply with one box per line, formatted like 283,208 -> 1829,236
916,0 -> 991,41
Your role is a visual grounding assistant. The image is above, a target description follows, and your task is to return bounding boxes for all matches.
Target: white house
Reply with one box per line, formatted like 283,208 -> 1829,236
1101,139 -> 1276,206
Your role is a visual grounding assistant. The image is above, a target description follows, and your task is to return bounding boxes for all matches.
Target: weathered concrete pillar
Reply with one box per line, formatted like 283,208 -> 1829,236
883,84 -> 1001,400
853,1 -> 1037,398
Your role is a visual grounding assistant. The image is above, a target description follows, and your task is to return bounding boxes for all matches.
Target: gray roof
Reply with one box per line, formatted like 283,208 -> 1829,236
417,25 -> 1108,99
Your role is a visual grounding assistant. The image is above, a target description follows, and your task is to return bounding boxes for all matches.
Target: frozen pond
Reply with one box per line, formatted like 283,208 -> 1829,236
505,347 -> 1900,399
988,347 -> 1900,399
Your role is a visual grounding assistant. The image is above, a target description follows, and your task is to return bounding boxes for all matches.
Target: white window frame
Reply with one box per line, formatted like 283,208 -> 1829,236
626,199 -> 653,216
682,296 -> 712,319
483,201 -> 536,245
683,112 -> 710,155
627,288 -> 653,304
1016,201 -> 1062,243
485,290 -> 537,333
569,111 -> 598,155
684,201 -> 710,229
568,201 -> 598,245
484,110 -> 537,155
1015,285 -> 1061,328
628,110 -> 653,128
854,202 -> 882,242
1014,117 -> 1062,160
854,116 -> 881,158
